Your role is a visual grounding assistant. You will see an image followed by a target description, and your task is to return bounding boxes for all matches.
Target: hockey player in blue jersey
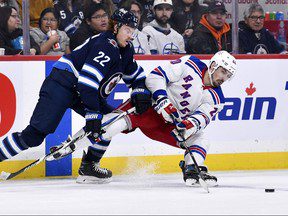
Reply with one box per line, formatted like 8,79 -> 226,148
0,8 -> 151,182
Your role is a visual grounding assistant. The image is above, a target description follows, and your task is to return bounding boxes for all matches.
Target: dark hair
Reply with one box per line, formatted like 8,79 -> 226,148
0,6 -> 16,33
173,0 -> 199,9
82,0 -> 116,16
118,0 -> 143,29
83,2 -> 108,20
38,7 -> 60,28
120,0 -> 143,13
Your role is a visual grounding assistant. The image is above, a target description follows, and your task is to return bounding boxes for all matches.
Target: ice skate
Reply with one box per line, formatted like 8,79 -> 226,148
76,151 -> 112,184
179,160 -> 217,187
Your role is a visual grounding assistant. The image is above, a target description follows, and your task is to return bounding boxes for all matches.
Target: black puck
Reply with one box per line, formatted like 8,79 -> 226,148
265,188 -> 275,192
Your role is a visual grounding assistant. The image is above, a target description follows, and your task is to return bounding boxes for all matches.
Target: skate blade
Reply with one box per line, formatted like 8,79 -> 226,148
206,179 -> 218,187
76,175 -> 112,184
185,179 -> 218,187
185,178 -> 198,187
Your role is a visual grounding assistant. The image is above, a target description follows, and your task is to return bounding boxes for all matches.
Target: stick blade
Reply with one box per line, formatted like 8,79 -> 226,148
0,171 -> 11,180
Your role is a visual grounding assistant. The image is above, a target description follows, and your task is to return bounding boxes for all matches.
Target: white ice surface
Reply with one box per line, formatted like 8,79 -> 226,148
0,170 -> 287,215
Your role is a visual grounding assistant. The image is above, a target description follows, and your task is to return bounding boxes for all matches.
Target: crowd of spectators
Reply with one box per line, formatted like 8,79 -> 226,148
0,0 -> 287,56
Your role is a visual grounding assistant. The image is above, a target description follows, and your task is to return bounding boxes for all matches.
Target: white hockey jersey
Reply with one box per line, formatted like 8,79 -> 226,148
145,55 -> 225,132
142,21 -> 186,55
132,30 -> 151,55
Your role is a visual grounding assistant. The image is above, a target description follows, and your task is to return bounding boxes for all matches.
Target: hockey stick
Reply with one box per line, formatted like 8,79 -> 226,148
181,140 -> 209,193
0,132 -> 90,181
171,115 -> 209,192
0,107 -> 136,180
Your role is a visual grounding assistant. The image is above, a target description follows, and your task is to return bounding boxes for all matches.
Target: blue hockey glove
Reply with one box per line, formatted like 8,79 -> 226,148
154,97 -> 180,124
131,88 -> 152,114
85,110 -> 103,139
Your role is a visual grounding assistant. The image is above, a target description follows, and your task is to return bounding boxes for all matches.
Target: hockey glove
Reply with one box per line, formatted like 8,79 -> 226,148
171,118 -> 199,142
154,97 -> 180,124
85,110 -> 103,139
131,88 -> 152,114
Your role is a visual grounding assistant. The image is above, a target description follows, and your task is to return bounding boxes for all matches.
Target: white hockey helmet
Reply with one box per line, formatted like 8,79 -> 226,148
208,50 -> 237,80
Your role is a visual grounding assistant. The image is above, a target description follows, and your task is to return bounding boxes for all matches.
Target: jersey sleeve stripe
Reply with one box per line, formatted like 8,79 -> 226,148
185,59 -> 202,79
151,67 -> 169,83
78,76 -> 99,90
80,71 -> 100,85
64,24 -> 76,34
56,56 -> 79,77
194,111 -> 210,125
152,89 -> 167,100
122,65 -> 143,80
82,64 -> 104,82
123,67 -> 145,85
208,89 -> 220,104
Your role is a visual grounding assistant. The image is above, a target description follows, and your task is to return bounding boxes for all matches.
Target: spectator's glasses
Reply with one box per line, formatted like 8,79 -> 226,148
248,15 -> 265,21
91,13 -> 109,20
42,18 -> 58,23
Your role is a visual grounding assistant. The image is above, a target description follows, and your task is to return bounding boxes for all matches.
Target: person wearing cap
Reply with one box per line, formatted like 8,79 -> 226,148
186,0 -> 232,54
142,0 -> 186,54
238,3 -> 287,54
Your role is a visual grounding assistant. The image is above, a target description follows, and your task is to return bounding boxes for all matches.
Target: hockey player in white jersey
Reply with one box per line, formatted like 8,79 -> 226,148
55,50 -> 236,185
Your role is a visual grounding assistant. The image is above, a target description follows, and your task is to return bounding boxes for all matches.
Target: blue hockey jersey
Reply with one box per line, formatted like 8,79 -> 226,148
53,31 -> 146,112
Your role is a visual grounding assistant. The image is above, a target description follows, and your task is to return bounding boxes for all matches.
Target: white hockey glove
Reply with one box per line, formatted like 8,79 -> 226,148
154,97 -> 180,124
171,118 -> 199,142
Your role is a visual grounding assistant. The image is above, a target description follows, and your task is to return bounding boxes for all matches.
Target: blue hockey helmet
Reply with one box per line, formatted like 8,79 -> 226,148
111,8 -> 138,29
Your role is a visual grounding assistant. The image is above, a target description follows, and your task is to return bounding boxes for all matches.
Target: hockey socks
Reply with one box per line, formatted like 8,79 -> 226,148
0,133 -> 29,162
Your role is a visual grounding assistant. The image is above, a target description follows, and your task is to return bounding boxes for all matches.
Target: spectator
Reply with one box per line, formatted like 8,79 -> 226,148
69,3 -> 109,50
0,6 -> 40,55
170,0 -> 207,45
17,0 -> 53,27
30,7 -> 70,55
137,0 -> 154,27
53,0 -> 84,37
239,3 -> 287,54
186,0 -> 231,54
120,0 -> 150,54
0,0 -> 19,11
82,0 -> 116,16
142,0 -> 186,54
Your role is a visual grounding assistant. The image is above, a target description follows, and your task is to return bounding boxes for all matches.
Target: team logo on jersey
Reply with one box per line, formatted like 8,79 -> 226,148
100,72 -> 123,98
163,43 -> 180,54
253,44 -> 269,54
108,39 -> 118,48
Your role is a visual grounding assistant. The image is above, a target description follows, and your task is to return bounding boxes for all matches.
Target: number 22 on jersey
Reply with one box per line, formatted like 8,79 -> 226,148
93,51 -> 111,67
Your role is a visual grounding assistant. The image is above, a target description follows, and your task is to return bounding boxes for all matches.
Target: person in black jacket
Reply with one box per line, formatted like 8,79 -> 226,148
186,1 -> 231,54
0,6 -> 40,55
239,3 -> 286,54
69,3 -> 109,50
170,0 -> 207,46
